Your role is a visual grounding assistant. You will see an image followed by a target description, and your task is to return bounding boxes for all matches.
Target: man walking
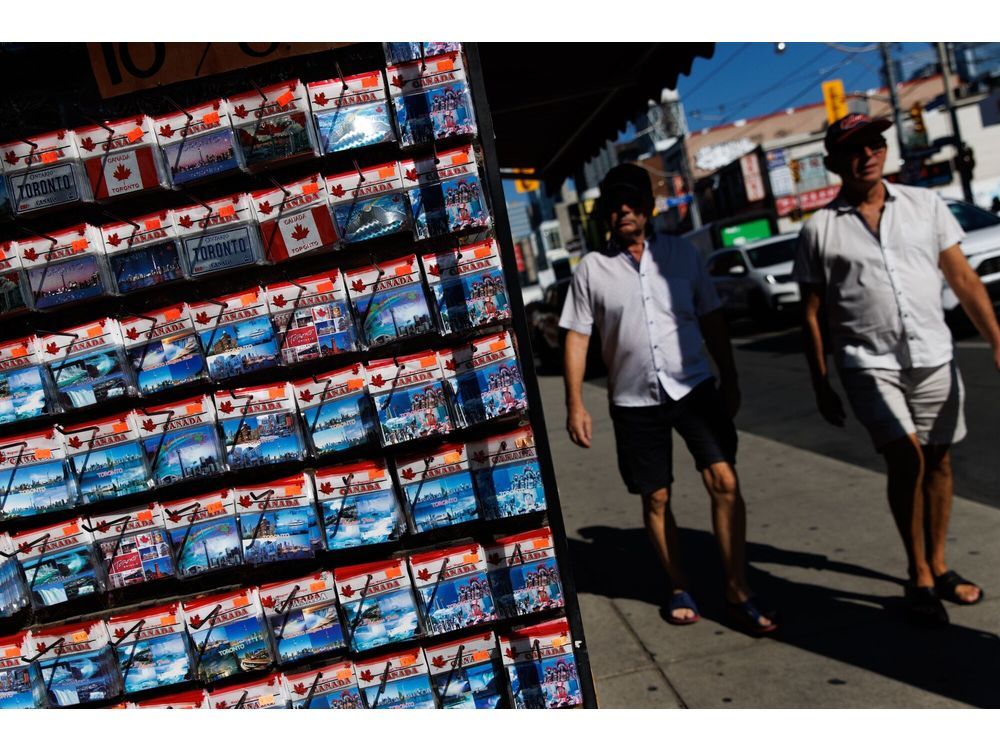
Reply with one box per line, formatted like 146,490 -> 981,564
793,113 -> 1000,625
559,163 -> 775,634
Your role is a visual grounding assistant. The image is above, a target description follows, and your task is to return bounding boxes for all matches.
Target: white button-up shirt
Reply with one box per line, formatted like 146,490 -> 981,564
792,181 -> 964,370
559,232 -> 721,406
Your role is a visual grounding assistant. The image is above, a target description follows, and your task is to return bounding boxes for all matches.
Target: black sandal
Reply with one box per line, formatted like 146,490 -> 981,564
904,585 -> 949,627
934,570 -> 984,606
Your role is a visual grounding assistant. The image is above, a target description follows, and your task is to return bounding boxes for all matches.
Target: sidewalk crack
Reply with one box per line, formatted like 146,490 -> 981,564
606,597 -> 689,708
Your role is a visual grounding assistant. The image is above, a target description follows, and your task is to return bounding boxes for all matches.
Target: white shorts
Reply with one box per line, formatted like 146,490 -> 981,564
838,361 -> 967,451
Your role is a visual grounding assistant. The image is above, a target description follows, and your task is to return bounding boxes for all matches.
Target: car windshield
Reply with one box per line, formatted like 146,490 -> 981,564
948,201 -> 1000,232
745,238 -> 797,268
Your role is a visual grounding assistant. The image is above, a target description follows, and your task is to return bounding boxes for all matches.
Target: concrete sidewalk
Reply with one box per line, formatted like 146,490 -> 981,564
540,375 -> 1000,708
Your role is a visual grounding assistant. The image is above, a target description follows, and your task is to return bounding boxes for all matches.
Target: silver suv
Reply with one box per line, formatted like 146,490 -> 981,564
942,198 -> 1000,311
706,233 -> 800,319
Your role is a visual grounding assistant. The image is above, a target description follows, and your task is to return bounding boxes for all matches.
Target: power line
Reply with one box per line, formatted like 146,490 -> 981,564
681,42 -> 752,100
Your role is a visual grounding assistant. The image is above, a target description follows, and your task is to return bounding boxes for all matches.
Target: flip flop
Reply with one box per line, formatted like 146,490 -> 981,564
933,570 -> 984,606
904,585 -> 950,627
665,590 -> 700,625
726,596 -> 778,636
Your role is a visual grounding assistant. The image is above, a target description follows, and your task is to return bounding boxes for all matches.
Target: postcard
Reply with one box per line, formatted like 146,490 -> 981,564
173,194 -> 263,277
425,630 -> 502,709
0,337 -> 53,425
401,146 -> 490,239
229,81 -> 317,170
0,242 -> 29,317
122,303 -> 207,396
60,411 -> 150,505
0,533 -> 28,618
314,458 -> 402,550
14,519 -> 101,609
209,674 -> 287,709
108,602 -> 192,694
137,394 -> 225,487
469,425 -> 547,520
345,254 -> 434,347
27,620 -> 121,707
37,318 -> 134,410
19,224 -> 111,309
384,42 -> 462,64
191,287 -> 280,380
232,472 -> 321,565
335,559 -> 419,652
102,211 -> 184,294
0,632 -> 45,708
154,100 -> 242,186
0,129 -> 90,213
409,543 -> 496,636
309,70 -> 395,154
354,648 -> 434,709
75,115 -> 167,199
397,442 -> 479,534
281,660 -> 362,709
216,382 -> 305,471
0,429 -> 75,521
367,351 -> 453,446
326,161 -> 410,243
162,490 -> 242,578
182,588 -> 272,684
259,571 -> 344,665
388,53 -> 476,147
252,174 -> 338,262
294,364 -> 377,457
421,238 -> 511,334
265,270 -> 358,366
487,528 -> 564,619
87,503 -> 175,589
441,331 -> 526,429
500,618 -> 582,709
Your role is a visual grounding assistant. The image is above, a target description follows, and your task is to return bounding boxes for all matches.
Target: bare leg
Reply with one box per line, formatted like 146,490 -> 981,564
922,444 -> 980,602
641,487 -> 695,621
881,435 -> 933,587
701,461 -> 771,627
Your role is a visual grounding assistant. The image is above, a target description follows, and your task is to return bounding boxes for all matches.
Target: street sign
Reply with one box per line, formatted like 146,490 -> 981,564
822,79 -> 848,124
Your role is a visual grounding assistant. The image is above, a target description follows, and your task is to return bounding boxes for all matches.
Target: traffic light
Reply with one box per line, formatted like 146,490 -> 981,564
955,145 -> 976,175
789,159 -> 800,183
909,102 -> 926,134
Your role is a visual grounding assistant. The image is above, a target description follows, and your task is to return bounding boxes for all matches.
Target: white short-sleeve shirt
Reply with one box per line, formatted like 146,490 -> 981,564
558,232 -> 721,406
792,181 -> 964,370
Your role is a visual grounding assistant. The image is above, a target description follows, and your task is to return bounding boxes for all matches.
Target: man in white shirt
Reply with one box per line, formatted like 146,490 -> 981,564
559,163 -> 776,635
793,113 -> 1000,625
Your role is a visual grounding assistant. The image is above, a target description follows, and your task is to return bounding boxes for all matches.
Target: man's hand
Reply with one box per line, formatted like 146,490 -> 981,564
993,344 -> 1000,374
813,378 -> 847,427
566,404 -> 593,448
719,376 -> 741,418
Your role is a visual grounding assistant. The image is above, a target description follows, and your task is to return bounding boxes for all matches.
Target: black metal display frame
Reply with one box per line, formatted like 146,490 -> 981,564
0,41 -> 598,710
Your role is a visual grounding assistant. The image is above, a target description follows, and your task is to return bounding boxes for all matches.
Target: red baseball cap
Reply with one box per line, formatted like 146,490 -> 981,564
824,113 -> 892,153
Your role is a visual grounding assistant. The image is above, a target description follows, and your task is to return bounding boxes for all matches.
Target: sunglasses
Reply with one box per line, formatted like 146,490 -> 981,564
836,138 -> 888,158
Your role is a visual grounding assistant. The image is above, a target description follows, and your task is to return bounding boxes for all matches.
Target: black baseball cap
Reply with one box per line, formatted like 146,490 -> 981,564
824,113 -> 892,153
599,163 -> 653,212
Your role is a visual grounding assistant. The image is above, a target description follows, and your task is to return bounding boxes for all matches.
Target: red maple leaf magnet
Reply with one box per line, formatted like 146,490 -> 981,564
112,164 -> 132,181
291,224 -> 310,241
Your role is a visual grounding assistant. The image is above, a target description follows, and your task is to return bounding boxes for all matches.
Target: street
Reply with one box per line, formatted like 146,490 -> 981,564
537,321 -> 1000,708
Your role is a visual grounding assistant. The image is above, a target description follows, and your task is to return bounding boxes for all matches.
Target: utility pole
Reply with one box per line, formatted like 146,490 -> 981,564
879,42 -> 908,163
937,42 -> 975,203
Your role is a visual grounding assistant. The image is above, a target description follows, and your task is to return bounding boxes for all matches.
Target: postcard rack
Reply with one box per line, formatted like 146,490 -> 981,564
0,42 -> 596,709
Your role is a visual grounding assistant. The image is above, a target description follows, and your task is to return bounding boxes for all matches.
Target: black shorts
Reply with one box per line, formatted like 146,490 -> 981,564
609,379 -> 738,495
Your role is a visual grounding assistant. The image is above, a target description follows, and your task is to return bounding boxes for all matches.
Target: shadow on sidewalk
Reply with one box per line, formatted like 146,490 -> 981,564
570,525 -> 1000,708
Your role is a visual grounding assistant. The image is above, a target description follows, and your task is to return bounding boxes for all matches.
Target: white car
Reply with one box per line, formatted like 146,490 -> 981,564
943,198 -> 1000,311
706,233 -> 800,318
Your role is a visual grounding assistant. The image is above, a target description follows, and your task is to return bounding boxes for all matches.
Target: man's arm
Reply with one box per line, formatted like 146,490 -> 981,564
800,282 -> 846,426
939,244 -> 1000,371
563,330 -> 593,448
698,309 -> 740,417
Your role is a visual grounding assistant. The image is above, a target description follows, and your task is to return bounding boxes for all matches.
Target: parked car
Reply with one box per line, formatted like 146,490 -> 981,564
524,277 -> 605,376
943,198 -> 1000,311
705,233 -> 800,319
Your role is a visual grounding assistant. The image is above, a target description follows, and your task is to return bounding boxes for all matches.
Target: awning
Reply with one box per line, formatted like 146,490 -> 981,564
475,43 -> 715,189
